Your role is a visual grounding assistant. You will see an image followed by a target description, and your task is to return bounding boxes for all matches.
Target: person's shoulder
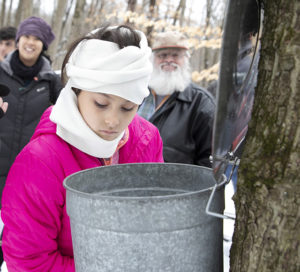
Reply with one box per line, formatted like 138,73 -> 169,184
180,82 -> 215,104
0,53 -> 12,74
39,56 -> 58,77
130,114 -> 159,134
128,114 -> 161,144
188,82 -> 214,98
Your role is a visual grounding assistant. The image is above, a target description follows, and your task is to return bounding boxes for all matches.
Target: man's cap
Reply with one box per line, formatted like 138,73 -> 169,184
152,31 -> 189,51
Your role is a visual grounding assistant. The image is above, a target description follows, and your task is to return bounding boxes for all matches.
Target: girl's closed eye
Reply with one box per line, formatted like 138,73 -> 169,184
122,106 -> 135,112
94,101 -> 107,108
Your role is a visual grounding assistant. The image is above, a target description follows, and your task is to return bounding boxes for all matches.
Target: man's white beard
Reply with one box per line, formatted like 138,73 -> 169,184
149,59 -> 191,96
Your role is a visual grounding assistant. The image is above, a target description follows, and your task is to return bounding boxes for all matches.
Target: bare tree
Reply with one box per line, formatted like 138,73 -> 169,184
1,0 -> 7,27
6,0 -> 14,25
14,0 -> 33,26
15,0 -> 23,26
146,0 -> 156,38
173,0 -> 186,26
48,0 -> 68,66
61,0 -> 75,42
230,1 -> 300,271
127,0 -> 137,12
69,0 -> 87,43
202,0 -> 215,69
21,0 -> 33,21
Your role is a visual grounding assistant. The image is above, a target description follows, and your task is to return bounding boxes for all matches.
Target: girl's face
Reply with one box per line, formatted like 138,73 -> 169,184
18,35 -> 43,67
77,91 -> 138,141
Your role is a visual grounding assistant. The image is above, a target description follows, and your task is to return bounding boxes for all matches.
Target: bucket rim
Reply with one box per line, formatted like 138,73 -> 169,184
63,163 -> 226,201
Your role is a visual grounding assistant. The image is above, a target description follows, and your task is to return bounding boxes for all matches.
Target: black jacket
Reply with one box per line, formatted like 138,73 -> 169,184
149,83 -> 215,167
0,52 -> 63,201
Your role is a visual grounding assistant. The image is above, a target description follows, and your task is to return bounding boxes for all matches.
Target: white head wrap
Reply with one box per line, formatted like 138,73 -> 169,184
50,27 -> 152,158
66,28 -> 152,105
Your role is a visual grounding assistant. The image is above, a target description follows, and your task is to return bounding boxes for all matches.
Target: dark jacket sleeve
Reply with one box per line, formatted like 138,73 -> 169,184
191,86 -> 216,167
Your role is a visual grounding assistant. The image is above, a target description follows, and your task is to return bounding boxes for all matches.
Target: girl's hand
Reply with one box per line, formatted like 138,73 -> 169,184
0,96 -> 8,118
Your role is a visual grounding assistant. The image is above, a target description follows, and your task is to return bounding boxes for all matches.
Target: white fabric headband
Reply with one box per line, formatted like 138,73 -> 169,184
65,28 -> 153,105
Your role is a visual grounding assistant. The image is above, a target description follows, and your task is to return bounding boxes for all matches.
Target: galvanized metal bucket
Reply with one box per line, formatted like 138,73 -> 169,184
64,163 -> 225,272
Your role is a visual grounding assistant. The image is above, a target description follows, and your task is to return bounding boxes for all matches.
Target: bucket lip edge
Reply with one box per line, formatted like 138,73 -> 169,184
63,163 -> 226,201
63,183 -> 226,201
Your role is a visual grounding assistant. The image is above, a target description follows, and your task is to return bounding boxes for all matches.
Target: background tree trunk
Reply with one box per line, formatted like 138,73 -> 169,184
203,0 -> 214,69
21,0 -> 33,21
69,0 -> 87,44
14,0 -> 23,27
145,0 -> 156,39
127,0 -> 137,12
0,0 -> 6,27
48,0 -> 68,66
6,0 -> 14,25
173,0 -> 186,26
230,0 -> 300,271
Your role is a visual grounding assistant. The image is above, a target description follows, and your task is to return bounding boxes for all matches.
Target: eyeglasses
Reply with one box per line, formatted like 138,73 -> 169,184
155,50 -> 186,60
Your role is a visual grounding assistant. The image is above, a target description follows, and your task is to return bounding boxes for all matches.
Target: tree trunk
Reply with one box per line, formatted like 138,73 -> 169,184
146,0 -> 156,38
173,0 -> 186,26
15,0 -> 23,27
0,0 -> 6,27
48,0 -> 68,66
230,1 -> 300,271
5,0 -> 13,25
203,0 -> 214,69
21,0 -> 33,21
127,0 -> 137,12
178,0 -> 186,26
69,0 -> 87,44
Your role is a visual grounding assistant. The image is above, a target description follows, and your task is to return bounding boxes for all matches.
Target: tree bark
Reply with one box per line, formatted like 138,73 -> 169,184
173,0 -> 186,26
0,0 -> 6,27
203,0 -> 214,69
21,0 -> 33,21
127,0 -> 137,12
146,0 -> 156,38
69,0 -> 87,43
230,1 -> 300,271
15,0 -> 23,27
6,0 -> 13,25
48,0 -> 68,66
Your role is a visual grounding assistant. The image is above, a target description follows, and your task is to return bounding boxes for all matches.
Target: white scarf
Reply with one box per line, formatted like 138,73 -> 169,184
50,82 -> 125,158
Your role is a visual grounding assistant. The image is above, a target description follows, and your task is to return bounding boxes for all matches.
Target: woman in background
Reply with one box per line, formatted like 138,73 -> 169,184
0,16 -> 63,204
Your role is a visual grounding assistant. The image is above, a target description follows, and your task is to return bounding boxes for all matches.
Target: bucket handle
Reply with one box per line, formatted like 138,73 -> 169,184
205,182 -> 235,220
205,154 -> 239,220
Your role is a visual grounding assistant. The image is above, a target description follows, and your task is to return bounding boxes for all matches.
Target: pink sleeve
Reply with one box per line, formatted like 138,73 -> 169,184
1,150 -> 75,272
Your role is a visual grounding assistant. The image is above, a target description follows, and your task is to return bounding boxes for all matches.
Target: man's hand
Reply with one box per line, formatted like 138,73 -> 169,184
0,84 -> 10,118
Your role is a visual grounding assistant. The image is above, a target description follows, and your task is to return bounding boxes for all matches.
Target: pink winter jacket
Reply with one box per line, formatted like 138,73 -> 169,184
1,106 -> 163,272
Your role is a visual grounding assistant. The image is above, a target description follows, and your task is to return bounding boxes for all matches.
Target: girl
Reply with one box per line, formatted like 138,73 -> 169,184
1,25 -> 163,272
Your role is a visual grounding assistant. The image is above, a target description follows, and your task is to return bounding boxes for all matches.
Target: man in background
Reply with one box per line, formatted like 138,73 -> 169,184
138,31 -> 215,167
0,26 -> 16,62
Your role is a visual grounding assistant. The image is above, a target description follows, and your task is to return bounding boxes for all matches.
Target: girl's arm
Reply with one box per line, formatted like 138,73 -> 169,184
1,149 -> 75,272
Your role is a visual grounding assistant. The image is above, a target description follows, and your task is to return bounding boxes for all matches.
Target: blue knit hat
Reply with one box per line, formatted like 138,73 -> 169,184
16,16 -> 55,50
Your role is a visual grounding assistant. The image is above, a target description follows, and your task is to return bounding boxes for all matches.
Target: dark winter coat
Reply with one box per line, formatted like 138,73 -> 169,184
148,83 -> 216,167
0,52 -> 63,204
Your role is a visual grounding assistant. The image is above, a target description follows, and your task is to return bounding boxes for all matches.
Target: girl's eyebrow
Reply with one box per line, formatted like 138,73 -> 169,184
97,93 -> 133,104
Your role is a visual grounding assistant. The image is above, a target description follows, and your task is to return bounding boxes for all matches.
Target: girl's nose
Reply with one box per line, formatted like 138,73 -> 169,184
104,115 -> 119,128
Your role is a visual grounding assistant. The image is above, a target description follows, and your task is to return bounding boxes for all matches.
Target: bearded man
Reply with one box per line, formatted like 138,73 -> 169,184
138,31 -> 216,167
